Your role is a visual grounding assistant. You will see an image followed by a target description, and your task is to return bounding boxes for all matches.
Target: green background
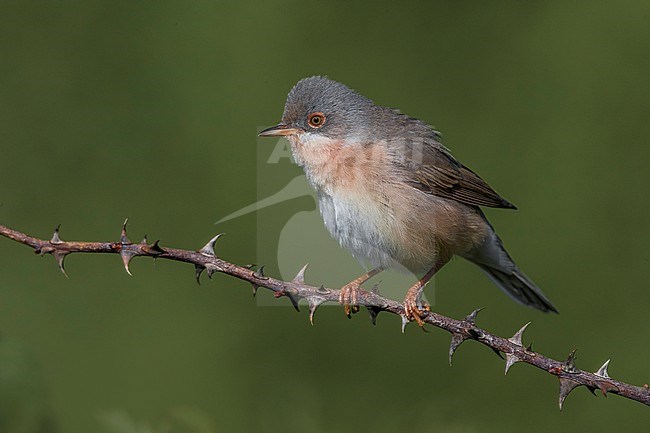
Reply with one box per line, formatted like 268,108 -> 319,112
1,1 -> 649,432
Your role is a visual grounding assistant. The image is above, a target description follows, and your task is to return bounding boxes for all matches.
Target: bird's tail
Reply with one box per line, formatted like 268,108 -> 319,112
476,263 -> 558,313
463,226 -> 558,313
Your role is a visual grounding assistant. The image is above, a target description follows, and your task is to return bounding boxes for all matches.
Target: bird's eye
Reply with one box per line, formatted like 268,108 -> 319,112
308,112 -> 326,128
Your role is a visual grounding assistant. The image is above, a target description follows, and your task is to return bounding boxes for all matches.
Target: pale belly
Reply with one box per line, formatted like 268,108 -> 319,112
313,182 -> 489,273
289,133 -> 488,272
316,188 -> 400,271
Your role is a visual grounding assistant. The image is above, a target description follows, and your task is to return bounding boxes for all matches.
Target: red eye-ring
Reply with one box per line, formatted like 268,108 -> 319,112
308,112 -> 326,128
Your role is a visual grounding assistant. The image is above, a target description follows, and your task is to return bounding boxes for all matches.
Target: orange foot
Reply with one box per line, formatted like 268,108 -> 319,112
338,268 -> 383,318
402,263 -> 444,328
403,290 -> 431,327
339,281 -> 365,317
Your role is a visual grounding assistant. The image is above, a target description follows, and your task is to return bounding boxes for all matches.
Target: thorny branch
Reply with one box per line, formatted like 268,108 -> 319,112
1,221 -> 649,410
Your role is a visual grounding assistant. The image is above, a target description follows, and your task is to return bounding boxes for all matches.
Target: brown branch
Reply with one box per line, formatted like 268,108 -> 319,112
1,221 -> 649,409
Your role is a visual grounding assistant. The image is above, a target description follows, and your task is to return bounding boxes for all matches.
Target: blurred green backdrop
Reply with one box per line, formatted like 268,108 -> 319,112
1,1 -> 649,432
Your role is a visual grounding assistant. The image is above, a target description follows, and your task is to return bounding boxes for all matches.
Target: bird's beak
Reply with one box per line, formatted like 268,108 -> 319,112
258,123 -> 299,137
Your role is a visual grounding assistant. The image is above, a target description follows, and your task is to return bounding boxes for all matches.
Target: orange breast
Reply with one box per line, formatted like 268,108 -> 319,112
287,133 -> 489,272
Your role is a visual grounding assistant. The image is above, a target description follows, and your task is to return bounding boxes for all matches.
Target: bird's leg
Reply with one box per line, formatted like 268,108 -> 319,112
339,267 -> 383,317
403,262 -> 445,327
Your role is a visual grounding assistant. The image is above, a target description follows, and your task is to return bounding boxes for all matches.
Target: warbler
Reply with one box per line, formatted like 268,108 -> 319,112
259,76 -> 557,324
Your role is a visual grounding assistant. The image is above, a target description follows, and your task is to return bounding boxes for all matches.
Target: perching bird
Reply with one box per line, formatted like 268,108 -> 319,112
259,76 -> 557,324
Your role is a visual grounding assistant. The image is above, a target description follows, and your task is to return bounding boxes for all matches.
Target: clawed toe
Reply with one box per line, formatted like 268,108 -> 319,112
337,268 -> 383,318
339,283 -> 362,317
401,263 -> 442,329
403,296 -> 430,328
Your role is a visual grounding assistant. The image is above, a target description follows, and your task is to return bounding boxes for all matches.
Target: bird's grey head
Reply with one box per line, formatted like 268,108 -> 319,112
259,76 -> 374,140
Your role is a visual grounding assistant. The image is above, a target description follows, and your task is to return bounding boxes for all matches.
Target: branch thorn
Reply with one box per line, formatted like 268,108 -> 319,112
307,296 -> 325,325
464,307 -> 484,324
503,323 -> 531,374
253,265 -> 268,280
400,314 -> 409,333
205,263 -> 218,279
199,233 -> 224,257
449,332 -> 466,366
316,285 -> 330,295
195,265 -> 205,285
53,251 -> 69,278
448,308 -> 485,365
292,263 -> 309,284
508,322 -> 531,347
286,289 -> 300,312
558,378 -> 582,411
120,219 -> 131,244
366,305 -> 382,326
50,225 -> 63,244
594,359 -> 611,378
120,250 -> 136,276
150,240 -> 165,254
504,353 -> 521,375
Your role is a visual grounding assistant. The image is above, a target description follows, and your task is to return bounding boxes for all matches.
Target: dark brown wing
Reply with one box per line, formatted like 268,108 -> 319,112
405,143 -> 517,209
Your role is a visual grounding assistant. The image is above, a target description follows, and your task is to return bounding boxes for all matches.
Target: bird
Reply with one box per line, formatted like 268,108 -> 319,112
259,76 -> 557,325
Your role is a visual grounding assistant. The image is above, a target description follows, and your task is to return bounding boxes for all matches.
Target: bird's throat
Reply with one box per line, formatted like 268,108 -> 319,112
288,134 -> 388,196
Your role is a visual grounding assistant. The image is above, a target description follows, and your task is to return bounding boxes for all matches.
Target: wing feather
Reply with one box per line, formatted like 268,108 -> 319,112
404,142 -> 516,209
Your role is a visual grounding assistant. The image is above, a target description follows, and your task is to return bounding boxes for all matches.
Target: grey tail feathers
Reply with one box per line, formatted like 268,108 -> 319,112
463,217 -> 558,313
477,264 -> 558,313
